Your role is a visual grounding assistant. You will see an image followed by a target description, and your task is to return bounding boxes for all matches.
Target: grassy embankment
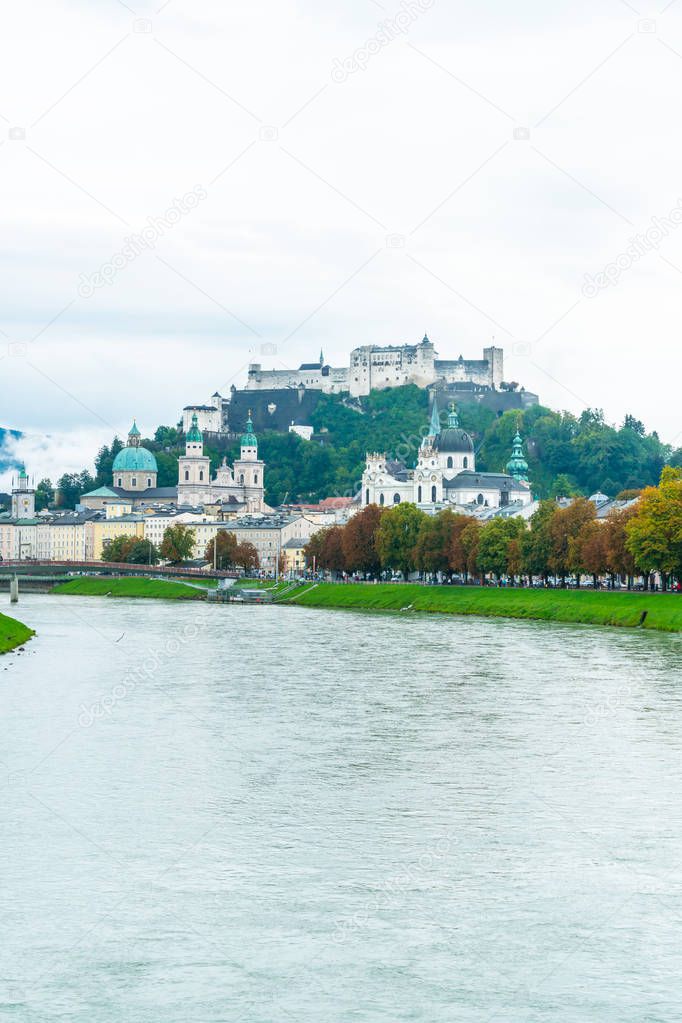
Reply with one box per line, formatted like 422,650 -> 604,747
283,583 -> 682,633
0,611 -> 34,653
51,577 -> 205,600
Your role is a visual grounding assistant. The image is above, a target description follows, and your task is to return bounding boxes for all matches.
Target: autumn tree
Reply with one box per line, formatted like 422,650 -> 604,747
341,504 -> 383,575
317,526 -> 346,574
548,498 -> 596,586
447,514 -> 478,580
205,530 -> 238,569
234,541 -> 259,573
460,521 -> 482,582
375,503 -> 426,578
574,520 -> 608,588
160,524 -> 196,564
414,509 -> 461,576
604,506 -> 637,586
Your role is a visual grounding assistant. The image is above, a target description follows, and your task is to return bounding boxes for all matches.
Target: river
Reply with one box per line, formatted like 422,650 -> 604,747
2,595 -> 682,1022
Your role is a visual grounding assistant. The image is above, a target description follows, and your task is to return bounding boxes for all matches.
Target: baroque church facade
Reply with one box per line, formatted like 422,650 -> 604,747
81,415 -> 266,513
361,401 -> 532,512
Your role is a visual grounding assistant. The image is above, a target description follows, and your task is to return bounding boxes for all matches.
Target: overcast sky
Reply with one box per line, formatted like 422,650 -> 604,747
1,0 -> 681,484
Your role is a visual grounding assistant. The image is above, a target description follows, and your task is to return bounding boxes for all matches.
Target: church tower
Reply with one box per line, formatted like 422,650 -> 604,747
233,411 -> 265,512
506,426 -> 529,483
12,466 -> 35,519
177,413 -> 211,500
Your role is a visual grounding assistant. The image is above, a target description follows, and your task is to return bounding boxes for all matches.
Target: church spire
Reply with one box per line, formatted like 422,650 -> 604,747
429,395 -> 441,437
506,423 -> 529,482
447,402 -> 459,428
128,420 -> 141,448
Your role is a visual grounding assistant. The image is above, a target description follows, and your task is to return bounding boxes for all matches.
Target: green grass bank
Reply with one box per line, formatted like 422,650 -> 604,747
52,577 -> 205,600
0,611 -> 35,653
284,583 -> 682,633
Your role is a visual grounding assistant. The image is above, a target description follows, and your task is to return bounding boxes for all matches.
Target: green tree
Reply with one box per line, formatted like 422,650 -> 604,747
57,470 -> 95,509
126,539 -> 160,565
375,503 -> 426,578
35,479 -> 54,511
476,517 -> 526,582
160,524 -> 196,564
521,501 -> 556,582
414,508 -> 460,575
101,535 -> 136,562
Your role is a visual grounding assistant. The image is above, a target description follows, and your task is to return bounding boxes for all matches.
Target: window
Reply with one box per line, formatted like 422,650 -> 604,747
447,456 -> 453,469
417,485 -> 422,502
146,477 -> 151,488
239,474 -> 244,484
463,457 -> 468,469
431,485 -> 437,502
184,470 -> 189,481
199,470 -> 204,481
477,493 -> 484,505
379,493 -> 385,506
365,488 -> 370,504
117,477 -> 122,487
393,493 -> 400,504
131,477 -> 137,488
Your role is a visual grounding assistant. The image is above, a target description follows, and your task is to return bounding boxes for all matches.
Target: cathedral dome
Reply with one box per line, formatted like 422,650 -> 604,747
435,428 -> 474,454
112,446 -> 158,473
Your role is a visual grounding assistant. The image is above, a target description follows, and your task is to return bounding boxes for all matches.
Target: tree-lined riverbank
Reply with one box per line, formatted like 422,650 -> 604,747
284,583 -> 682,632
0,612 -> 34,653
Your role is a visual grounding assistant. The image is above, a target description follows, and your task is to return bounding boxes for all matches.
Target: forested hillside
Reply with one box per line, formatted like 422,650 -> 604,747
54,387 -> 681,508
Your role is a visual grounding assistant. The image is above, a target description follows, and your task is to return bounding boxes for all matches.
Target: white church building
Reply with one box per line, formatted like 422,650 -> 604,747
362,401 -> 532,512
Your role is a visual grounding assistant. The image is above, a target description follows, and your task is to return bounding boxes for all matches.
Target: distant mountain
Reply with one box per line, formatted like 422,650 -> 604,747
0,427 -> 22,473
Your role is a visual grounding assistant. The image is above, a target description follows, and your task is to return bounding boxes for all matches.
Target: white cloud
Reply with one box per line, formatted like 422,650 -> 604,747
1,0 -> 681,458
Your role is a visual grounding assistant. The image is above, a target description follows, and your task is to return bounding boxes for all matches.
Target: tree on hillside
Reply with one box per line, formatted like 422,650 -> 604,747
35,479 -> 54,511
57,471 -> 95,509
160,524 -> 196,564
626,467 -> 682,589
375,503 -> 426,578
94,438 -> 124,486
205,530 -> 238,569
341,504 -> 383,574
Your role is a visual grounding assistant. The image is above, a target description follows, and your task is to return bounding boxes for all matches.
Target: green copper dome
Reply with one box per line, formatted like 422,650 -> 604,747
241,412 -> 258,447
186,413 -> 203,443
112,445 -> 158,473
506,430 -> 529,482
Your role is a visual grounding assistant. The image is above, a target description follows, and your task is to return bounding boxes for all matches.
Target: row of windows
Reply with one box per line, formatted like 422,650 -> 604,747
117,477 -> 152,488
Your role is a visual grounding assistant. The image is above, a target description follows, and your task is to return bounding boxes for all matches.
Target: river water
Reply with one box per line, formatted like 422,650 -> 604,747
2,595 -> 682,1022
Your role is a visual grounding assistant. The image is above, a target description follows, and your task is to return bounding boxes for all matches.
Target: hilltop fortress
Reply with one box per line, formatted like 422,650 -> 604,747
183,335 -> 538,438
245,335 -> 504,397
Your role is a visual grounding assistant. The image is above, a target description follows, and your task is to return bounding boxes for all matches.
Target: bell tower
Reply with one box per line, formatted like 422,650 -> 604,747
233,411 -> 265,512
12,466 -> 36,519
178,413 -> 211,499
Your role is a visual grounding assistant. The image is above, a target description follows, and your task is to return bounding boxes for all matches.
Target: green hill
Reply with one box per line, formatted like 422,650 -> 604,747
59,389 -> 682,508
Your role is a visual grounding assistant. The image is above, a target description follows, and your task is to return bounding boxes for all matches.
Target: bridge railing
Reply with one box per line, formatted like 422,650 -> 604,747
0,559 -> 239,580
